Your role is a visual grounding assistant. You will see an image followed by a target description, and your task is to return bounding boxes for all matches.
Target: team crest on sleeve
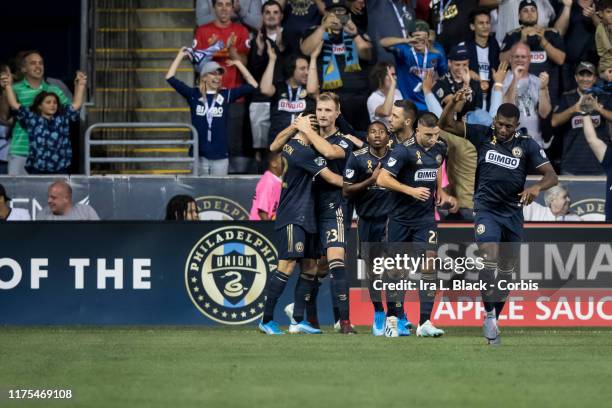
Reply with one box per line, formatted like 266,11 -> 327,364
298,89 -> 307,99
185,226 -> 278,325
387,158 -> 397,167
436,88 -> 445,99
295,242 -> 304,252
314,157 -> 326,166
339,140 -> 349,149
476,224 -> 486,235
436,154 -> 443,164
345,168 -> 355,178
512,147 -> 523,158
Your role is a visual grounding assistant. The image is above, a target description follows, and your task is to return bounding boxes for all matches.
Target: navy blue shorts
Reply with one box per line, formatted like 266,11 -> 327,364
276,224 -> 320,260
318,205 -> 348,250
474,210 -> 523,243
387,219 -> 438,254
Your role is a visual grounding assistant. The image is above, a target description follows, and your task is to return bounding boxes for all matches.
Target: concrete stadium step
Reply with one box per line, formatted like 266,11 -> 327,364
96,0 -> 195,10
95,68 -> 193,88
87,109 -> 191,124
95,31 -> 194,50
97,10 -> 196,28
94,89 -> 187,108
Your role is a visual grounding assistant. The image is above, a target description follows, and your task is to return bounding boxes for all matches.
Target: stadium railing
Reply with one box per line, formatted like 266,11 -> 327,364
84,122 -> 199,176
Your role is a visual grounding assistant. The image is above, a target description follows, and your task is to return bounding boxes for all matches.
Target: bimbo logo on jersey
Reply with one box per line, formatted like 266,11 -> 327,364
414,168 -> 438,181
571,115 -> 601,129
278,99 -> 306,113
530,51 -> 547,63
196,105 -> 223,117
485,150 -> 520,169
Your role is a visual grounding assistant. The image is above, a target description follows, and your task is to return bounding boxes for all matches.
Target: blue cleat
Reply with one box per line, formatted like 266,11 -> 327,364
259,321 -> 285,335
372,311 -> 386,336
289,321 -> 322,334
397,312 -> 413,329
397,319 -> 412,336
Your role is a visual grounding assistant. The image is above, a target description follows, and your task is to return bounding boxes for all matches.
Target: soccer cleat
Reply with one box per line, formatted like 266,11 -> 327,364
416,320 -> 445,337
339,320 -> 357,334
284,303 -> 298,325
397,320 -> 411,336
289,321 -> 322,334
483,313 -> 501,346
259,321 -> 285,335
384,316 -> 399,337
397,314 -> 413,329
334,320 -> 355,332
372,311 -> 386,336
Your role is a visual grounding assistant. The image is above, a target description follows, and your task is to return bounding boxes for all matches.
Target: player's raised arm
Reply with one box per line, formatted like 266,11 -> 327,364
439,90 -> 467,137
270,123 -> 297,153
296,115 -> 346,159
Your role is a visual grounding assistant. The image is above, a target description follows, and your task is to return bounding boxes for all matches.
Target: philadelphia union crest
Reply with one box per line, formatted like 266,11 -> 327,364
195,196 -> 249,220
185,226 -> 278,324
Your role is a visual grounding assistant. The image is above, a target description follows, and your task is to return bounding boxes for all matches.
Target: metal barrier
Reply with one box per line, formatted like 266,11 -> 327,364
84,122 -> 199,176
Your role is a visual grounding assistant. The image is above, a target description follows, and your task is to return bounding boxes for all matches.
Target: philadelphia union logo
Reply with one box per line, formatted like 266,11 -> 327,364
195,196 -> 249,220
185,226 -> 278,324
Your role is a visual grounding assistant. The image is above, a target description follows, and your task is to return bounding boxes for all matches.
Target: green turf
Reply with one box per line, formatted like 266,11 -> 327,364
1,326 -> 612,408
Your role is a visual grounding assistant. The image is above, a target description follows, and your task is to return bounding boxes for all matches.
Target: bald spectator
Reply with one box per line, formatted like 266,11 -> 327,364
503,42 -> 552,149
0,183 -> 30,221
38,180 -> 99,221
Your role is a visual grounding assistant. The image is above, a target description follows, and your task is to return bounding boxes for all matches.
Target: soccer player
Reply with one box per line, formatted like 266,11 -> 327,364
440,91 -> 558,345
388,100 -> 418,148
343,121 -> 394,336
259,114 -> 343,335
378,112 -> 452,338
299,92 -> 358,334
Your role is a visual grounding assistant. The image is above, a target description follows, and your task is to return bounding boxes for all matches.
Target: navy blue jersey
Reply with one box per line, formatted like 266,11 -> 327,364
268,81 -> 316,144
465,124 -> 550,217
388,132 -> 413,150
314,130 -> 354,215
383,137 -> 447,225
167,77 -> 254,160
344,146 -> 393,219
603,147 -> 612,222
275,138 -> 327,233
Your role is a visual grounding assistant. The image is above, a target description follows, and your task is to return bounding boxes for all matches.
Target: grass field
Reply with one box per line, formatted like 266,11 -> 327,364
1,326 -> 612,408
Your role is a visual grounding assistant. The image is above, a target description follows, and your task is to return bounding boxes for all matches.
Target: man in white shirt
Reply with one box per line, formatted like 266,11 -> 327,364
367,62 -> 402,128
38,180 -> 100,221
523,184 -> 582,221
0,183 -> 30,221
503,42 -> 552,148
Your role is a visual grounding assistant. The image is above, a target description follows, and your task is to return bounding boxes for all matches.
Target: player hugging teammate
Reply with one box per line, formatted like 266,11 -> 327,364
261,87 -> 558,345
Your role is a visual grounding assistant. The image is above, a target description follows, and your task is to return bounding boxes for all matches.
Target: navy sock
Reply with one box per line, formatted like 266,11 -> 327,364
368,278 -> 384,312
293,273 -> 316,323
398,302 -> 406,320
386,301 -> 397,317
329,258 -> 349,320
419,276 -> 436,325
262,270 -> 290,323
480,262 -> 498,313
306,277 -> 321,322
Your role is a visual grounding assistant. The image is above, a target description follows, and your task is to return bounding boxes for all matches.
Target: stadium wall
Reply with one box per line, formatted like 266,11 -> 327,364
1,222 -> 611,327
0,175 -> 608,220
